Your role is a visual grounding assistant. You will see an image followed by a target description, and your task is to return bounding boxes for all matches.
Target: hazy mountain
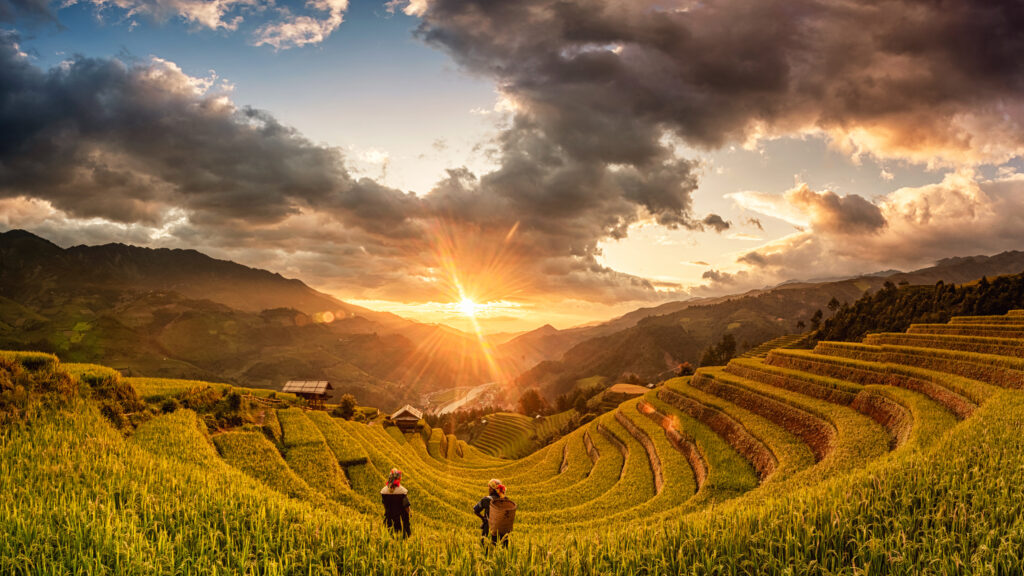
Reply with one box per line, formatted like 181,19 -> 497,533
0,229 -> 503,408
516,250 -> 1024,399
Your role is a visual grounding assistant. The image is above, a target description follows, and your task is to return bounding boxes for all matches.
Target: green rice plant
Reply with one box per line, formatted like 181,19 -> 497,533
660,378 -> 816,484
906,322 -> 1024,338
767,348 -> 986,417
131,409 -> 220,467
815,341 -> 1020,393
307,411 -> 370,465
471,412 -> 537,459
866,332 -> 1024,358
127,376 -> 232,401
385,425 -> 407,444
212,430 -> 326,503
533,409 -> 577,443
263,405 -> 283,443
445,433 -> 459,460
643,394 -> 759,504
0,350 -> 58,371
427,428 -> 447,459
698,368 -> 897,490
6,312 -> 1024,575
61,362 -> 122,386
276,408 -> 368,510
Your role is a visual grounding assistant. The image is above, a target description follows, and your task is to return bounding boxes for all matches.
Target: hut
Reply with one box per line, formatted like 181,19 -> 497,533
282,380 -> 333,410
390,405 -> 423,431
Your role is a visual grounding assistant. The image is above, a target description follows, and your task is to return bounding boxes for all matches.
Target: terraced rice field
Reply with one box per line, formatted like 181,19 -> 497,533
738,332 -> 810,358
4,311 -> 1024,574
470,411 -> 545,458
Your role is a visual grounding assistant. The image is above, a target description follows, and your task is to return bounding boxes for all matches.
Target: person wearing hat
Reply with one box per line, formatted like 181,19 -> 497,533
381,468 -> 412,537
472,479 -> 503,541
474,479 -> 516,547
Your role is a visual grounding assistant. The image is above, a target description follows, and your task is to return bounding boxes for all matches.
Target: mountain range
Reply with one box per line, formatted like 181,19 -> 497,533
3,228 -> 1022,408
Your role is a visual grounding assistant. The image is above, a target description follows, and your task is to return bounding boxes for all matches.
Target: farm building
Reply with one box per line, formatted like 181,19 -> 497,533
281,380 -> 333,410
391,405 -> 423,431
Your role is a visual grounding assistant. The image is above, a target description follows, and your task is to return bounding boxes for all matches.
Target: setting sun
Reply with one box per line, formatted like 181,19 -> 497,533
456,297 -> 480,318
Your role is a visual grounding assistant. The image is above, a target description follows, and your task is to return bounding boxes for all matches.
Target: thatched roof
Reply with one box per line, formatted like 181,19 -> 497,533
391,404 -> 423,420
282,380 -> 333,395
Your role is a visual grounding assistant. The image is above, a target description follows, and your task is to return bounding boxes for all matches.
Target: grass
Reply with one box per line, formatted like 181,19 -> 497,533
3,310 -> 1024,574
471,412 -> 537,459
127,376 -> 300,403
276,408 -> 361,509
212,429 -> 326,503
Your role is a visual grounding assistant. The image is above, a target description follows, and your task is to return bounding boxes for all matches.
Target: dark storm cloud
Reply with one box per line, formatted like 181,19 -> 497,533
701,214 -> 730,233
785,186 -> 887,235
0,34 -> 679,303
410,0 -> 1024,163
0,37 -> 418,234
0,0 -> 51,22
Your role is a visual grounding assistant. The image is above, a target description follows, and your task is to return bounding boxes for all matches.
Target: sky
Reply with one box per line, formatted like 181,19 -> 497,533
1,0 -> 1023,334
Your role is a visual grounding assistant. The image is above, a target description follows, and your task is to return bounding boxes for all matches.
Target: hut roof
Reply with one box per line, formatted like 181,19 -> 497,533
391,404 -> 423,420
282,380 -> 333,395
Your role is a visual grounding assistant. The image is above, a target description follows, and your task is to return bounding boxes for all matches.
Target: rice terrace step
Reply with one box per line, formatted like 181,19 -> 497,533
5,307 -> 1024,572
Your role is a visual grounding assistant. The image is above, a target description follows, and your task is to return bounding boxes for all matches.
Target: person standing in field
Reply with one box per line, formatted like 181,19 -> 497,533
487,481 -> 516,547
381,468 -> 411,537
472,479 -> 503,541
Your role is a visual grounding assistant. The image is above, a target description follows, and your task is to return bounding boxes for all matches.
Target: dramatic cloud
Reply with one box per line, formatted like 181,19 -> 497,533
0,34 -> 686,305
734,185 -> 887,236
0,0 -> 51,22
77,0 -> 261,30
400,0 -> 1023,166
708,171 -> 1024,292
253,0 -> 348,49
701,214 -> 731,233
4,0 -> 349,48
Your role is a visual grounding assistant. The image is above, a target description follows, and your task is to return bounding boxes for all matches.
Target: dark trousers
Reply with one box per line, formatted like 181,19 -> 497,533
490,532 -> 510,548
385,513 -> 411,537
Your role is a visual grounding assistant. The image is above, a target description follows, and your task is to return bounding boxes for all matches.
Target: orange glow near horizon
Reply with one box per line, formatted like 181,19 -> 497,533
385,219 -> 530,389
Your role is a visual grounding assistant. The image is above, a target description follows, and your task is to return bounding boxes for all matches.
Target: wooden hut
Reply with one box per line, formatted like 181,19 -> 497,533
282,380 -> 333,410
391,405 -> 423,431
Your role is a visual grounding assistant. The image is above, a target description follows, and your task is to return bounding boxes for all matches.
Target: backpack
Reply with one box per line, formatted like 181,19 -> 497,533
488,497 -> 517,536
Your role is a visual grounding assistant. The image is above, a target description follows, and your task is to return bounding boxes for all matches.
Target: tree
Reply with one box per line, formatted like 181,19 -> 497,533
334,394 -> 357,420
796,320 -> 806,331
518,388 -> 548,416
573,395 -> 588,414
676,362 -> 695,376
810,309 -> 823,330
699,333 -> 738,367
827,297 -> 841,313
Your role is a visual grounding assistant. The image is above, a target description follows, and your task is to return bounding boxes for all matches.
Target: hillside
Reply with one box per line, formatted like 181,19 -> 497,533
0,230 -> 506,408
3,306 -> 1024,573
517,251 -> 1024,398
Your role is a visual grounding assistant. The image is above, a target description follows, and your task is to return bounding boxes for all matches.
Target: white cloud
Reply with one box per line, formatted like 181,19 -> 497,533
713,170 -> 1024,293
79,0 -> 262,31
252,0 -> 348,50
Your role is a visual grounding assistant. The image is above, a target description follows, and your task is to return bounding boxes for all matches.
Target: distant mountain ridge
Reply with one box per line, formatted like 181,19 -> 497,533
513,250 -> 1024,399
0,229 -> 399,326
0,229 -> 503,408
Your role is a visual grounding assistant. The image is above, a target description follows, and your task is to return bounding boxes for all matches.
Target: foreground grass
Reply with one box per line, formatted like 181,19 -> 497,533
2,389 -> 1022,575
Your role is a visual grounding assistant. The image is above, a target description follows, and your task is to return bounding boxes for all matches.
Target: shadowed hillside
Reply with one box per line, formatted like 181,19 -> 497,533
517,252 -> 1024,399
0,230 -> 509,408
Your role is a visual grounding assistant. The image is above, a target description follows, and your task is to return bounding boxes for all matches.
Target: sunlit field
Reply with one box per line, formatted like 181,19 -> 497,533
3,312 -> 1024,574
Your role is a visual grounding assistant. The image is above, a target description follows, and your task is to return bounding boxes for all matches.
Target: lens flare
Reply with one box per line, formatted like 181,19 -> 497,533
385,219 -> 530,393
457,298 -> 479,318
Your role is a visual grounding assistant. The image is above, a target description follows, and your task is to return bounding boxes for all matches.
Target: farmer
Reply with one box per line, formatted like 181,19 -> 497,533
472,479 -> 503,540
380,468 -> 412,537
487,481 -> 517,547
